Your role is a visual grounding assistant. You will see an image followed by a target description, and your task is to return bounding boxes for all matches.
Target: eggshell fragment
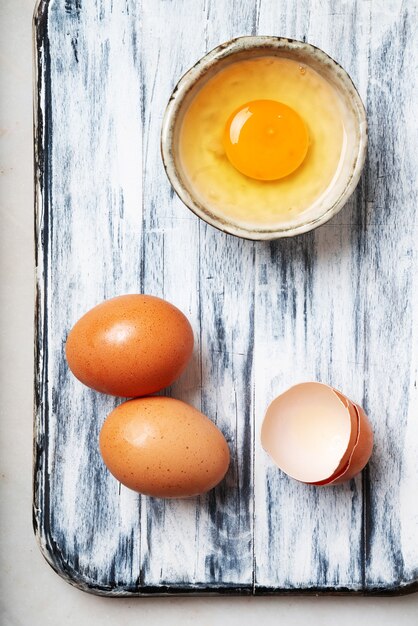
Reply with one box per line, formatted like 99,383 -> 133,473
261,382 -> 355,483
65,294 -> 194,397
261,382 -> 373,485
328,391 -> 359,477
99,397 -> 230,498
326,403 -> 374,485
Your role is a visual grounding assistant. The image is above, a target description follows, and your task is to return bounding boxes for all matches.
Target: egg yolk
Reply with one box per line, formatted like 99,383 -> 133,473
223,99 -> 309,181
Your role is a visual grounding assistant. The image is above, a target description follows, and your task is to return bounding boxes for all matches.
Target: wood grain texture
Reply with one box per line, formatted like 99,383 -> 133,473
34,0 -> 418,595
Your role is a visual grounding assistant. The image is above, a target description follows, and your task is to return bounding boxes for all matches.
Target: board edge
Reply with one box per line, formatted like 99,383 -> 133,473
31,0 -> 418,598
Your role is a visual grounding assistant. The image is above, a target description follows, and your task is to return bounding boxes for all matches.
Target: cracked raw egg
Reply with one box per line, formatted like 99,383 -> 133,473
179,55 -> 347,228
223,99 -> 309,181
261,382 -> 373,485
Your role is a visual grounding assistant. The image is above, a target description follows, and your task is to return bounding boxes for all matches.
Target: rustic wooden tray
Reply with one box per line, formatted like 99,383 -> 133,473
33,0 -> 418,595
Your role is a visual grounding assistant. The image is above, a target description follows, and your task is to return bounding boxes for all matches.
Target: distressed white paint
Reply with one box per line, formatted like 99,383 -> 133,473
34,0 -> 418,594
361,3 -> 418,589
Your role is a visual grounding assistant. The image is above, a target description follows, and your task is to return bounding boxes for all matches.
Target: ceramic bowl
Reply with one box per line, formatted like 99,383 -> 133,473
161,36 -> 367,240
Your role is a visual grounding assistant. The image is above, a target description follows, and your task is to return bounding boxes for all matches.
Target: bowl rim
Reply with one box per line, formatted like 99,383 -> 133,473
161,35 -> 368,240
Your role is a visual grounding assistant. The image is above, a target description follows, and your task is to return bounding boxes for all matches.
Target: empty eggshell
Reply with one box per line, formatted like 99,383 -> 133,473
261,382 -> 355,484
261,382 -> 373,485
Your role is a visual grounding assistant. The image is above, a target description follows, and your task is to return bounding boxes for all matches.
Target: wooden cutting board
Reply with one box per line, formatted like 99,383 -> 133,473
33,0 -> 418,595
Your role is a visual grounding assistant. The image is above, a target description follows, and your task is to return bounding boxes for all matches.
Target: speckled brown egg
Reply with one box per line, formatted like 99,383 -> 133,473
99,397 -> 230,498
65,294 -> 194,397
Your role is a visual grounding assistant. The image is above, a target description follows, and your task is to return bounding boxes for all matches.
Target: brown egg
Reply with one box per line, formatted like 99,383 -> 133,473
261,382 -> 373,486
65,294 -> 194,397
99,397 -> 230,498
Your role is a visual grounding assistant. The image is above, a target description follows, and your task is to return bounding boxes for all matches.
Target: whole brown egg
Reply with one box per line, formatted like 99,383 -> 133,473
99,397 -> 230,497
65,294 -> 194,397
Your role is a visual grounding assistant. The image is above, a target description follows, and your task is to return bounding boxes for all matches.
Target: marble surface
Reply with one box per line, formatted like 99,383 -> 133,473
1,0 -> 418,623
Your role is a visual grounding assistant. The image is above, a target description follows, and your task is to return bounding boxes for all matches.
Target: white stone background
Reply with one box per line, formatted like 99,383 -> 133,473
1,1 -> 418,624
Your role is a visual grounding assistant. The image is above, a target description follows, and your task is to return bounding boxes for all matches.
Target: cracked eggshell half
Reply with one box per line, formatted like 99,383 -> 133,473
261,382 -> 356,484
